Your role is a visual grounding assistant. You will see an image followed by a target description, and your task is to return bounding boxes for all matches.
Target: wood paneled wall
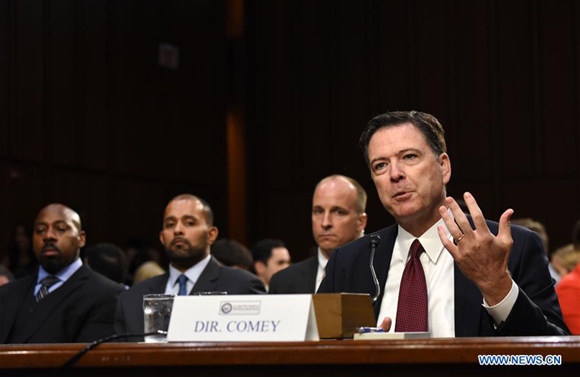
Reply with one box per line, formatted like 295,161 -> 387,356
246,0 -> 580,261
2,0 -> 579,265
0,0 -> 228,252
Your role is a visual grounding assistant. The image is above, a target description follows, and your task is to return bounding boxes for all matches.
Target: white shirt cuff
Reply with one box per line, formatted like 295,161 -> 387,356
482,278 -> 519,325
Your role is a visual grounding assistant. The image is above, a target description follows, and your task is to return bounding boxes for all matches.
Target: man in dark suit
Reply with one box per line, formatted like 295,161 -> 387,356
318,111 -> 569,336
0,204 -> 123,344
115,194 -> 265,336
269,175 -> 367,294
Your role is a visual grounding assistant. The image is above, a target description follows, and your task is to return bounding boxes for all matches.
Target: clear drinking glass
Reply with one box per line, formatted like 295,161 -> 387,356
143,294 -> 174,343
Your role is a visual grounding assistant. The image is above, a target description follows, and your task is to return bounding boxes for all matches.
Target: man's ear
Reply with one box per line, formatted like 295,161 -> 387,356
254,261 -> 266,276
439,153 -> 452,185
357,212 -> 368,233
78,230 -> 86,248
159,231 -> 165,248
207,226 -> 219,245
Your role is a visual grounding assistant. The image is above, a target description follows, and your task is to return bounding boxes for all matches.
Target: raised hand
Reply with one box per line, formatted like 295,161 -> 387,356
436,192 -> 514,306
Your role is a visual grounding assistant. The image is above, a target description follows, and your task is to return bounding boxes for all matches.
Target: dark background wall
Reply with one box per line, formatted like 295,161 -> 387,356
1,0 -> 579,263
246,0 -> 580,260
0,0 -> 228,255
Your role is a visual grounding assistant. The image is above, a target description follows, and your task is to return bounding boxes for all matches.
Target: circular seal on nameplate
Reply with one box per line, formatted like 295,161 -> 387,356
220,302 -> 233,314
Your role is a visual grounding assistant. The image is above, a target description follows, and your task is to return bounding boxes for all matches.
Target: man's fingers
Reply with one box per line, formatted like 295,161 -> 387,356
463,192 -> 488,233
439,205 -> 464,242
438,225 -> 458,258
498,208 -> 514,242
379,317 -> 392,332
445,196 -> 473,238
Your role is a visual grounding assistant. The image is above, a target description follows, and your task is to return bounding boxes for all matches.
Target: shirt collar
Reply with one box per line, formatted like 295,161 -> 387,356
396,211 -> 454,264
168,253 -> 212,288
37,258 -> 83,284
317,248 -> 329,270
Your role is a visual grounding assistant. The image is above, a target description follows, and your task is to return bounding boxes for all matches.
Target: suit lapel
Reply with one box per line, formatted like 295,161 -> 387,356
373,225 -> 398,318
190,257 -> 219,293
19,265 -> 90,342
147,273 -> 169,293
301,256 -> 319,292
0,274 -> 36,343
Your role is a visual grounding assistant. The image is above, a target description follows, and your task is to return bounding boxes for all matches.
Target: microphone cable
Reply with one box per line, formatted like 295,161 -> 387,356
61,330 -> 167,369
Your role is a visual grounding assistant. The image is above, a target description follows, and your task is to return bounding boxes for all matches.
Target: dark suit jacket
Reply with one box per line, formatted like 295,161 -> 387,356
0,264 -> 124,344
269,255 -> 318,294
115,256 -> 266,336
318,221 -> 569,336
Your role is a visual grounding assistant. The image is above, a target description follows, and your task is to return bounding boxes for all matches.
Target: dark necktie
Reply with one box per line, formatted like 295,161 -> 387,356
395,239 -> 428,332
35,275 -> 61,302
177,274 -> 188,296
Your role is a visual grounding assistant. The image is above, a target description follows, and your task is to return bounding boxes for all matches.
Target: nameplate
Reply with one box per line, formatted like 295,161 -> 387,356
167,294 -> 319,342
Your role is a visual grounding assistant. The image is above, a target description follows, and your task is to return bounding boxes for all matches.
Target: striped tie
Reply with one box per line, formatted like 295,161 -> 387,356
35,275 -> 60,302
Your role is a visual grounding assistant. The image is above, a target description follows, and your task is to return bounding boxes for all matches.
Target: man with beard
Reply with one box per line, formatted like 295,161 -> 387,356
115,194 -> 265,337
0,204 -> 123,343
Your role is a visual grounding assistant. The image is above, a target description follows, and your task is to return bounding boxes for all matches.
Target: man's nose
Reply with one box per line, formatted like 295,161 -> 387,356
174,222 -> 185,234
321,212 -> 332,228
44,227 -> 57,241
389,161 -> 405,182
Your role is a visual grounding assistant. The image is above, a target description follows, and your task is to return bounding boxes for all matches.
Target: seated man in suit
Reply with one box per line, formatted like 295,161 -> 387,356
251,239 -> 291,291
319,111 -> 569,336
115,194 -> 265,336
269,175 -> 368,293
0,204 -> 123,343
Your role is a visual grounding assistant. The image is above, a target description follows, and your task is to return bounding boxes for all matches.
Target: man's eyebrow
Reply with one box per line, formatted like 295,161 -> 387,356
398,148 -> 421,155
369,156 -> 388,166
164,216 -> 177,222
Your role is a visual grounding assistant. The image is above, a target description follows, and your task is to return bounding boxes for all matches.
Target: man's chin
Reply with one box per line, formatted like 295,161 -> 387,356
40,259 -> 64,275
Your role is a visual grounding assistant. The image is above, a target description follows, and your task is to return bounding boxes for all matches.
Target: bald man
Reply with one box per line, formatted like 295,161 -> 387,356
269,175 -> 368,294
0,204 -> 124,344
115,194 -> 265,337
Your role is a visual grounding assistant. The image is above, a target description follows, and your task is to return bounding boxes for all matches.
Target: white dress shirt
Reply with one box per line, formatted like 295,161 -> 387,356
35,258 -> 83,296
377,214 -> 519,337
164,254 -> 211,295
315,248 -> 329,292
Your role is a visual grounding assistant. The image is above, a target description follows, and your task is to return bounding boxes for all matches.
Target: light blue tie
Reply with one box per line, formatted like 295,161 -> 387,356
177,274 -> 188,296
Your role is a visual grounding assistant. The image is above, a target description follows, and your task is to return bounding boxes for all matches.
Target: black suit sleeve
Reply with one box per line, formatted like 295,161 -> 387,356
114,292 -> 128,336
497,230 -> 569,335
246,276 -> 267,294
76,280 -> 124,342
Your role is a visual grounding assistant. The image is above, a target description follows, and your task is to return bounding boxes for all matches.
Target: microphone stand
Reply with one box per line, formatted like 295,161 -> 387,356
369,234 -> 381,306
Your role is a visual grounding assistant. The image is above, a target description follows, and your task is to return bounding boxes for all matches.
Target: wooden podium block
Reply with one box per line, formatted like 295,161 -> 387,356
312,293 -> 376,339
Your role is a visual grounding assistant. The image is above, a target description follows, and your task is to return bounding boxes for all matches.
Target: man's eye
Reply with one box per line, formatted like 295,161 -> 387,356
373,162 -> 386,171
186,221 -> 195,226
403,154 -> 417,160
165,223 -> 175,228
35,227 -> 46,234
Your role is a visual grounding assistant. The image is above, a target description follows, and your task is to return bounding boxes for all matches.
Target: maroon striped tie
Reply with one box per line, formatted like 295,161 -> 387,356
395,239 -> 428,332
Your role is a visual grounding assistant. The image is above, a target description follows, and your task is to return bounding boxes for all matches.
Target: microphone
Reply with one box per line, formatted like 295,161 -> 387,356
369,234 -> 381,306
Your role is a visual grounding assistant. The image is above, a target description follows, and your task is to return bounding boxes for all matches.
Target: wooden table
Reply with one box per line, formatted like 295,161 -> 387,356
1,337 -> 579,376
